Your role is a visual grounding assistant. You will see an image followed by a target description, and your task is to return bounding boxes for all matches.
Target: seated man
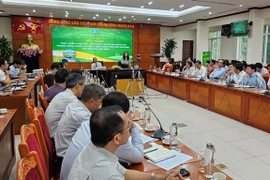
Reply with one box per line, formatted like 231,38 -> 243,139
255,62 -> 268,75
68,106 -> 182,180
43,73 -> 55,88
45,68 -> 70,102
91,57 -> 103,70
8,60 -> 26,79
55,84 -> 105,158
191,60 -> 207,80
60,91 -> 144,180
243,64 -> 266,89
47,62 -> 61,75
0,59 -> 11,87
227,63 -> 246,84
209,59 -> 226,80
45,73 -> 85,137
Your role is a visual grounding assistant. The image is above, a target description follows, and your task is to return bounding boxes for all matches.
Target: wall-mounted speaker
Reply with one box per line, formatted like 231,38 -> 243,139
221,24 -> 231,38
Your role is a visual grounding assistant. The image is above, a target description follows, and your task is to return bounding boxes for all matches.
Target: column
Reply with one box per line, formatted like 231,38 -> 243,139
196,21 -> 209,60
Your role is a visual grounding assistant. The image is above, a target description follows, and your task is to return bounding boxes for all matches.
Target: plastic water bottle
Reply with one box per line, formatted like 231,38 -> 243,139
204,143 -> 216,179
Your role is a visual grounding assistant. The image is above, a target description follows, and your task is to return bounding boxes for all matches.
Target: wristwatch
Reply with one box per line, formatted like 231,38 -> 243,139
151,172 -> 155,180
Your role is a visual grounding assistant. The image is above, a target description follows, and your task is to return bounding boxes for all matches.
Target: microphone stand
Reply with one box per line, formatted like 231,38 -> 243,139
140,96 -> 166,139
255,74 -> 270,95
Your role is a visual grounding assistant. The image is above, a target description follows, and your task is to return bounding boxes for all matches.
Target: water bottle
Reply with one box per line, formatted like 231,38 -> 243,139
138,101 -> 145,125
100,81 -> 105,88
204,143 -> 216,179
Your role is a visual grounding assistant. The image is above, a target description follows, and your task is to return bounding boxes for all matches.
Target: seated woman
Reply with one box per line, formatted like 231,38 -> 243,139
162,59 -> 173,72
119,51 -> 130,68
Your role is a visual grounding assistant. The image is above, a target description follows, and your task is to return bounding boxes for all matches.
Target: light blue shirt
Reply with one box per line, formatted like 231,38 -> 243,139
209,67 -> 226,79
8,65 -> 20,76
60,121 -> 143,180
243,72 -> 266,89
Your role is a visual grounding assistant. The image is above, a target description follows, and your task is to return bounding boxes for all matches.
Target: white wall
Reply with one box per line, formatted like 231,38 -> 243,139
160,27 -> 196,61
220,36 -> 238,60
0,17 -> 12,39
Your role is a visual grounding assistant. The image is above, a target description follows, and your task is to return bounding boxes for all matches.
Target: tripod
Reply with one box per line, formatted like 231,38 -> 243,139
124,68 -> 144,97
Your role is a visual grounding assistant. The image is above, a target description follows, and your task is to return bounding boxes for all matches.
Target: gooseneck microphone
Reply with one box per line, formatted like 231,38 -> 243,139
255,74 -> 270,95
139,96 -> 166,139
101,74 -> 109,88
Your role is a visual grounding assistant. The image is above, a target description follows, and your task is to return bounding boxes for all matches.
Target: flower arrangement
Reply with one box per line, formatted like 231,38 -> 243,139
17,48 -> 43,57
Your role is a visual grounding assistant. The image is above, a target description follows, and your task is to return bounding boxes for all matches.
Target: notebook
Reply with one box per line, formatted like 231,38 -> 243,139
145,147 -> 176,163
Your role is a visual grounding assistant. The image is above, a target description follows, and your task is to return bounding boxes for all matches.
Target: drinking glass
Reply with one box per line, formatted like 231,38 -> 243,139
170,123 -> 184,152
197,151 -> 205,173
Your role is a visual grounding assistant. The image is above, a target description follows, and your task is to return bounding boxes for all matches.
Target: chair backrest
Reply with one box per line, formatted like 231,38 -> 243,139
16,151 -> 45,180
38,92 -> 48,111
97,60 -> 104,66
34,107 -> 56,178
19,124 -> 49,180
40,75 -> 46,92
26,99 -> 35,122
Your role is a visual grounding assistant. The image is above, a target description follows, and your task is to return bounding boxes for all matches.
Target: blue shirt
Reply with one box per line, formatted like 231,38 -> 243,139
8,65 -> 20,76
243,72 -> 266,89
209,67 -> 226,79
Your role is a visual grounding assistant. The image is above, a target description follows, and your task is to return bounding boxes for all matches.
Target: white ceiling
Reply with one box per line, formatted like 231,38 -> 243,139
0,0 -> 269,26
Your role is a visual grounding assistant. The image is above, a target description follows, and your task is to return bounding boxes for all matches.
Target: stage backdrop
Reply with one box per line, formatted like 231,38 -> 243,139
52,26 -> 133,62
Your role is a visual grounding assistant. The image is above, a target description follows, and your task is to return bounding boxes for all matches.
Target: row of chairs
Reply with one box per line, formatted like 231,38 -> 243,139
16,95 -> 57,179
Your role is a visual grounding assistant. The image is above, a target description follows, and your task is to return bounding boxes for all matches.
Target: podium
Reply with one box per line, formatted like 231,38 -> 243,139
150,53 -> 163,66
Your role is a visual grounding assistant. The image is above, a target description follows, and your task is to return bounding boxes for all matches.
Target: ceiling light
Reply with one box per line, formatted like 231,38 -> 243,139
70,0 -> 73,1
79,17 -> 81,19
66,12 -> 69,15
26,13 -> 29,16
179,4 -> 185,8
80,15 -> 83,17
239,4 -> 243,7
65,14 -> 68,17
123,16 -> 126,19
180,19 -> 182,22
112,0 -> 115,1
119,18 -> 122,21
209,12 -> 212,15
128,20 -> 131,22
148,1 -> 153,5
170,8 -> 174,11
131,16 -> 134,18
96,14 -> 99,16
147,18 -> 151,21
33,9 -> 36,12
107,2 -> 111,5
141,6 -> 144,8
50,12 -> 53,14
93,17 -> 96,19
0,12 -> 3,14
133,18 -> 136,20
108,16 -> 111,19
50,15 -> 53,17
104,19 -> 107,21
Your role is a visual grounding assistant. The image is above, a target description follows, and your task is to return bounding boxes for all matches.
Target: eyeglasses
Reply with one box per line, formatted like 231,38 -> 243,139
108,120 -> 133,141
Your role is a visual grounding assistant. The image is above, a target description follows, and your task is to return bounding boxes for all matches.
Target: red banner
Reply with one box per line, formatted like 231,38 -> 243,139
12,20 -> 43,34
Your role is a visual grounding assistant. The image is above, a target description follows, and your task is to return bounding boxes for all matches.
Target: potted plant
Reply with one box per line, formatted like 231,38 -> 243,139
162,38 -> 178,60
0,35 -> 13,62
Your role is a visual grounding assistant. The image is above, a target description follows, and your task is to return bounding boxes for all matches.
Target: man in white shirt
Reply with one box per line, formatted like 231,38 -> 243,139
45,73 -> 85,137
68,106 -> 182,180
0,59 -> 11,87
182,61 -> 195,76
60,91 -> 144,180
255,62 -> 268,75
227,63 -> 247,84
55,84 -> 105,157
191,60 -> 207,80
91,57 -> 103,70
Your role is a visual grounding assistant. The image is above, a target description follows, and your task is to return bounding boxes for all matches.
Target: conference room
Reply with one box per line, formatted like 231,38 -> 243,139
1,0 -> 270,180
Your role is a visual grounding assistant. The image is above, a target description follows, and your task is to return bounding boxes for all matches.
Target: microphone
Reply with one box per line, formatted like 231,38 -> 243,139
255,74 -> 270,95
139,96 -> 166,139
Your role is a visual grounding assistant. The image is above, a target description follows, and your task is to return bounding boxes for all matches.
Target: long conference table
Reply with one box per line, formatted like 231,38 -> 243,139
146,71 -> 270,133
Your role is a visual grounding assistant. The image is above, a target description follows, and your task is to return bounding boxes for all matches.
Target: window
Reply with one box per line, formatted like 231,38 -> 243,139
209,31 -> 221,60
262,25 -> 270,65
238,36 -> 248,61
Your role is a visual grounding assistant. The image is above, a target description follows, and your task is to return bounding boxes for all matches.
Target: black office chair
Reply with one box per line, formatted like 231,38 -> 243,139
97,61 -> 104,66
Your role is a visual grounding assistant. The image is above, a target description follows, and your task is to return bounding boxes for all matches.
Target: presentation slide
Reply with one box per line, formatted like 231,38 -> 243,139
51,26 -> 133,62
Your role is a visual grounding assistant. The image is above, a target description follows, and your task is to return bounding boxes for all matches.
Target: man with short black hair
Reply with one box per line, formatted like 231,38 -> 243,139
0,59 -> 10,87
48,62 -> 61,75
209,59 -> 226,80
191,60 -> 207,80
55,84 -> 105,157
8,60 -> 24,78
68,106 -> 182,180
45,73 -> 85,137
45,68 -> 70,102
255,62 -> 268,75
227,63 -> 246,84
243,64 -> 266,88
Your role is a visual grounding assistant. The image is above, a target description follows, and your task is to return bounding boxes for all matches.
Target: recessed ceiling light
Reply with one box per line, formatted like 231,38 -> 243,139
80,15 -> 83,17
26,13 -> 29,16
148,1 -> 153,5
104,19 -> 107,21
96,14 -> 99,17
140,6 -> 144,8
33,10 -> 36,13
147,18 -> 151,21
0,11 -> 3,14
70,0 -> 73,1
239,4 -> 243,7
65,11 -> 68,13
112,0 -> 115,1
119,18 -> 122,21
131,16 -> 134,18
165,23 -> 168,25
50,15 -> 53,17
180,19 -> 182,22
107,2 -> 111,5
65,14 -> 68,17
209,12 -> 212,15
50,12 -> 53,14
179,4 -> 185,8
79,17 -> 81,19
93,17 -> 96,19
128,20 -> 131,22
108,16 -> 111,19
170,8 -> 174,11
123,16 -> 126,19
